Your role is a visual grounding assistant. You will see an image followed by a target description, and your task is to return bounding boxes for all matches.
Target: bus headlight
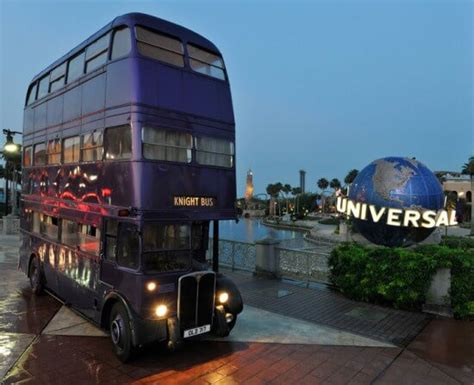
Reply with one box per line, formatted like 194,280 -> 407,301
218,292 -> 229,304
147,282 -> 157,292
155,304 -> 168,317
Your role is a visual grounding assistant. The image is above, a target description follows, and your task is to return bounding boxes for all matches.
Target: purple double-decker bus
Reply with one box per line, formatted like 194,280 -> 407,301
19,13 -> 242,361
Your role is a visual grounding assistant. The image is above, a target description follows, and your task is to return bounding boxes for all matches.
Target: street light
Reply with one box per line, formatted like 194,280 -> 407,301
2,129 -> 22,217
3,130 -> 22,153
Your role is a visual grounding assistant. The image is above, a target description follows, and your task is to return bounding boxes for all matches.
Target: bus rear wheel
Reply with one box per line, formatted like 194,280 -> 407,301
29,257 -> 44,295
109,303 -> 135,362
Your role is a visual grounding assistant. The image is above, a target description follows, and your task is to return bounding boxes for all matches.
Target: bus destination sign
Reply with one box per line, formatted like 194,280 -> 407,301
173,196 -> 216,207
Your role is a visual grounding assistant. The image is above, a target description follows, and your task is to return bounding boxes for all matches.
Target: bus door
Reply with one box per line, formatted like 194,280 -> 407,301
100,219 -> 140,289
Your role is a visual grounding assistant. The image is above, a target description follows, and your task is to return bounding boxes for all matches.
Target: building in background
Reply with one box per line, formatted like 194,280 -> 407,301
245,169 -> 254,201
438,172 -> 472,223
299,170 -> 306,193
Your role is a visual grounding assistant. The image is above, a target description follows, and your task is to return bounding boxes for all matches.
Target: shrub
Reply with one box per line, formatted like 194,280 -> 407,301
328,242 -> 474,319
440,235 -> 474,250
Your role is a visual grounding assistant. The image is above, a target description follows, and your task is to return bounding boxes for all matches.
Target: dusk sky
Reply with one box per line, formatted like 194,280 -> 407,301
1,0 -> 472,196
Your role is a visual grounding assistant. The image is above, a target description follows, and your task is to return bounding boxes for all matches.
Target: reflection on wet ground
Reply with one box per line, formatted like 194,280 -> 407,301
0,236 -> 61,379
1,235 -> 473,385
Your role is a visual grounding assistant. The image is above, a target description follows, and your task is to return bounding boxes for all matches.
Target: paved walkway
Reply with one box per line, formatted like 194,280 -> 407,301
1,235 -> 473,384
227,270 -> 428,347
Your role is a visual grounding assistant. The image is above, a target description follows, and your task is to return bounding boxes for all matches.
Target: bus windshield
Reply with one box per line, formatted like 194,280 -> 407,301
142,222 -> 209,273
142,223 -> 191,273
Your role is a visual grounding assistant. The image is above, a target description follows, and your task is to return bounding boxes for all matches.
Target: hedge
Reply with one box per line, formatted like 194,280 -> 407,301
328,240 -> 474,319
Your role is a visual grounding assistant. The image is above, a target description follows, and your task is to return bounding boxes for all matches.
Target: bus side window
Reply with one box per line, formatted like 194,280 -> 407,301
61,219 -> 80,248
116,223 -> 139,269
104,219 -> 118,260
111,27 -> 131,60
32,212 -> 41,234
104,125 -> 132,160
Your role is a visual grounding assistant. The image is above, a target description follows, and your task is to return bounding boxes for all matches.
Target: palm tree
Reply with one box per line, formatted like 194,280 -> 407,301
330,178 -> 341,194
317,178 -> 329,213
291,187 -> 302,214
266,183 -> 283,216
344,169 -> 359,193
461,156 -> 474,235
282,184 -> 292,213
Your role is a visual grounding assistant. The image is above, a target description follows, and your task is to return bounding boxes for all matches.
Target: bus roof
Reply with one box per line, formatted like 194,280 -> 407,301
30,12 -> 222,83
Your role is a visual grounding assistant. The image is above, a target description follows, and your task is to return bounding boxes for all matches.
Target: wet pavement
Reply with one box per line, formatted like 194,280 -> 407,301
1,234 -> 473,384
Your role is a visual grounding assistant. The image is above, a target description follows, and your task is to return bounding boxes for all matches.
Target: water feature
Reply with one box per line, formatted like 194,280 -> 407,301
214,218 -> 306,243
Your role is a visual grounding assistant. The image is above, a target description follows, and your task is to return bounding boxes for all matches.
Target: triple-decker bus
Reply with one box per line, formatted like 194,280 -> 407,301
19,13 -> 242,361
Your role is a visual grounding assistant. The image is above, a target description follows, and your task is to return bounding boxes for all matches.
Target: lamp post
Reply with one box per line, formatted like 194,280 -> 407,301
2,129 -> 22,217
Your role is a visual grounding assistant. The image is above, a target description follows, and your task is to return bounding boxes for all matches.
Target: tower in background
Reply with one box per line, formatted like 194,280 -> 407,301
245,169 -> 254,201
299,170 -> 306,193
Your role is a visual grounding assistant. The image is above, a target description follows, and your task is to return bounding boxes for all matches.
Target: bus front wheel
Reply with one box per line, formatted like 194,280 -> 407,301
109,303 -> 135,362
29,257 -> 44,295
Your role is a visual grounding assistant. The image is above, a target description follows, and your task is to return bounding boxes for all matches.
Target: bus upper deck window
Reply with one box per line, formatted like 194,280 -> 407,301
67,52 -> 85,83
195,136 -> 234,168
85,33 -> 110,73
136,26 -> 184,67
142,127 -> 192,163
111,27 -> 131,60
26,83 -> 38,105
187,45 -> 226,80
105,125 -> 132,160
49,62 -> 66,93
37,75 -> 50,99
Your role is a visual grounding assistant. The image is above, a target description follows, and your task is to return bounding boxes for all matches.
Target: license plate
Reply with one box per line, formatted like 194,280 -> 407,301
183,324 -> 211,338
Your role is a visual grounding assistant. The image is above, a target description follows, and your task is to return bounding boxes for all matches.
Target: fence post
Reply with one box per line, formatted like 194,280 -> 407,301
232,242 -> 235,271
306,254 -> 310,288
255,238 -> 281,278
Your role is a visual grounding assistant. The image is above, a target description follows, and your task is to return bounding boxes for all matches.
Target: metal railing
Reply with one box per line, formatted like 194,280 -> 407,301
208,238 -> 256,272
208,237 -> 331,284
0,217 -> 20,234
276,246 -> 330,285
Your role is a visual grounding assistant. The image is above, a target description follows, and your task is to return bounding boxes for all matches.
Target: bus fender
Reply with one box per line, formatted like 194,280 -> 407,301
101,291 -> 138,347
27,253 -> 39,278
216,274 -> 243,315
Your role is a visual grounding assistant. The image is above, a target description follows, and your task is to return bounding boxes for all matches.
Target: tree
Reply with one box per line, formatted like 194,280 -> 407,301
291,187 -> 302,213
330,178 -> 341,193
317,178 -> 329,193
344,169 -> 359,186
282,184 -> 292,213
461,156 -> 474,236
266,183 -> 283,216
317,178 -> 329,213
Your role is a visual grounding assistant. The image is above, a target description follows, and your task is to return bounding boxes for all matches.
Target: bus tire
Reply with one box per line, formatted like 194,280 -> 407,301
227,314 -> 237,332
29,256 -> 44,295
109,302 -> 135,362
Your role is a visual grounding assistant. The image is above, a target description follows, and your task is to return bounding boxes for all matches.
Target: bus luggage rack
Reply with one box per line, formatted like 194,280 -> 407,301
178,272 -> 216,330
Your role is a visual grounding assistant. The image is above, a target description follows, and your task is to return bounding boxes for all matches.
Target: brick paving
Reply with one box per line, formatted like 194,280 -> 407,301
226,270 -> 429,347
3,335 -> 403,385
2,235 -> 473,385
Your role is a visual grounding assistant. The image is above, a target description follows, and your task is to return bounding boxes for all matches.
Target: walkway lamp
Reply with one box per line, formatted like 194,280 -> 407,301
2,129 -> 22,217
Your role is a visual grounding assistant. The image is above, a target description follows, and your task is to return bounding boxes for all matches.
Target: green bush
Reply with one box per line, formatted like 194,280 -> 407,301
328,242 -> 474,319
440,235 -> 474,250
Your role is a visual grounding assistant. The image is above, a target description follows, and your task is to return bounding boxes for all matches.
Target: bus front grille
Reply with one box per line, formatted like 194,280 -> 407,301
178,271 -> 216,330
